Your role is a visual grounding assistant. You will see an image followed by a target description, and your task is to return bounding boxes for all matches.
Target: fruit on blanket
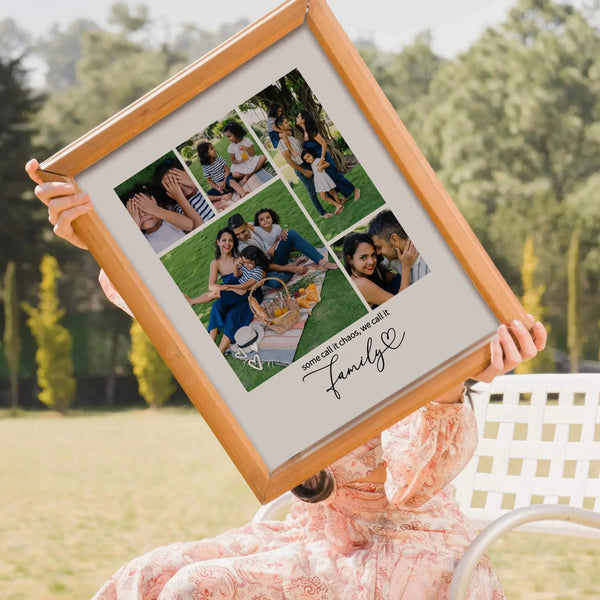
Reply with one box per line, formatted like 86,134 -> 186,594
306,289 -> 319,302
297,296 -> 310,309
307,283 -> 317,290
298,288 -> 306,295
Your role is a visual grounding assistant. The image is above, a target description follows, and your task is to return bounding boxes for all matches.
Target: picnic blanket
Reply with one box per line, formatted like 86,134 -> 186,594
228,249 -> 328,368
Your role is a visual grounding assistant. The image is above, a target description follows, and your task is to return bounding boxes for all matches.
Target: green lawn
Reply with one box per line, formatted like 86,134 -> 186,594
1,409 -> 598,600
160,180 -> 367,390
290,163 -> 386,241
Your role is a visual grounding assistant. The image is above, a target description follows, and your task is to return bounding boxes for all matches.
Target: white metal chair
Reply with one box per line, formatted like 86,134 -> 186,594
253,374 -> 600,596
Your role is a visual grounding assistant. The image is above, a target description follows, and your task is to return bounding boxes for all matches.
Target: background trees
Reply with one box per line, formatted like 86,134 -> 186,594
1,0 -> 599,409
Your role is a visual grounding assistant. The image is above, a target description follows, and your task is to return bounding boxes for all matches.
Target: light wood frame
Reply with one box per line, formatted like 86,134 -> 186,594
36,0 -> 528,502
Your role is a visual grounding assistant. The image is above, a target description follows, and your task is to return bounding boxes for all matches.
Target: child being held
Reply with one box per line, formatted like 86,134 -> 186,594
301,147 -> 345,215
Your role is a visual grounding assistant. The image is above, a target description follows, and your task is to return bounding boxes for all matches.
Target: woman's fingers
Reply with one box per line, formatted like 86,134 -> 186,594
52,203 -> 92,250
33,181 -> 75,207
25,159 -> 43,185
47,192 -> 90,225
474,319 -> 548,383
509,319 -> 538,359
532,321 -> 548,351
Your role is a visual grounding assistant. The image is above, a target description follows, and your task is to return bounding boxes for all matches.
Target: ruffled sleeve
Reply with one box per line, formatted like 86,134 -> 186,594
381,401 -> 478,508
99,269 -> 133,317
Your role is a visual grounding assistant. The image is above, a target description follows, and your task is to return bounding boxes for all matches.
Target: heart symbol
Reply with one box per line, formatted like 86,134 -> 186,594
248,354 -> 263,370
380,328 -> 395,346
234,347 -> 247,359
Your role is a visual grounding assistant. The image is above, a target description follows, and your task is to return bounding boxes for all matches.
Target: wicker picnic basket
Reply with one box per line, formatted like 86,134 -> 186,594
249,277 -> 301,335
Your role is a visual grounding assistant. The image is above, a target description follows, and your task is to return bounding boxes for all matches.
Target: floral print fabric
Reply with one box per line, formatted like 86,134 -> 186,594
92,402 -> 504,599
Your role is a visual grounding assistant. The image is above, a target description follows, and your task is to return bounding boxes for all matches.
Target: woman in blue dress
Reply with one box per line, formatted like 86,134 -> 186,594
189,228 -> 266,354
296,110 -> 360,202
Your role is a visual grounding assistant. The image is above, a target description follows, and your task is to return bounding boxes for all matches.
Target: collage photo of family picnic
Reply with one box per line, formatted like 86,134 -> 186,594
113,68 -> 431,391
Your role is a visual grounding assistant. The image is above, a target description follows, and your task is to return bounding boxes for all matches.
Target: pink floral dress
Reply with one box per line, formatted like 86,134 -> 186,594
92,402 -> 504,600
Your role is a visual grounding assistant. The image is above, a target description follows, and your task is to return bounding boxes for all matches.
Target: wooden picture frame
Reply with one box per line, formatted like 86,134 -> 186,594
36,0 -> 527,503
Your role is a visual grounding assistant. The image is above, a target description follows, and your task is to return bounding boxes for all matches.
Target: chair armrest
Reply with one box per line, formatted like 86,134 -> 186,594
448,505 -> 600,600
251,491 -> 295,523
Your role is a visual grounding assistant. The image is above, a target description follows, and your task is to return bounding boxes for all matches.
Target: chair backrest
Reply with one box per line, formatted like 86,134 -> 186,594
452,373 -> 600,536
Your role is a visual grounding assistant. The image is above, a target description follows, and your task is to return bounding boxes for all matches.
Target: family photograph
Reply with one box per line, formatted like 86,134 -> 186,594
240,68 -> 386,240
160,180 -> 367,391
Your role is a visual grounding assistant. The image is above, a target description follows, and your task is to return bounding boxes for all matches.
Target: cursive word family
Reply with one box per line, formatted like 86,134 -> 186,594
302,328 -> 406,399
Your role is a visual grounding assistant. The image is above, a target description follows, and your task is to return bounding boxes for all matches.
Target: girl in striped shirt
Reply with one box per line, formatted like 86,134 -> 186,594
230,245 -> 269,291
197,141 -> 248,199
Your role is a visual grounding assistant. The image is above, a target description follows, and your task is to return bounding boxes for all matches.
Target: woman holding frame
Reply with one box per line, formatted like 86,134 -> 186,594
28,159 -> 546,600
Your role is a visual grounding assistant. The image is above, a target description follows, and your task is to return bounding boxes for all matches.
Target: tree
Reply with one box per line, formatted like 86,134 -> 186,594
359,31 -> 444,123
0,55 -> 46,280
408,0 -> 600,360
3,262 -> 21,411
567,229 -> 581,373
128,320 -> 175,409
244,69 -> 348,172
515,238 -> 553,373
35,19 -> 100,91
23,256 -> 76,413
0,18 -> 32,60
34,27 -> 187,153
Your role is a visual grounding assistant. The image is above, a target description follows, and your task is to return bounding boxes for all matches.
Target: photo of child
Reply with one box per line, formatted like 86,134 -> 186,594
114,152 -> 216,254
176,112 -> 276,213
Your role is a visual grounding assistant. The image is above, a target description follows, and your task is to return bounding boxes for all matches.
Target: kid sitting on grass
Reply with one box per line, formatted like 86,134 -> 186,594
197,141 -> 248,199
301,147 -> 345,215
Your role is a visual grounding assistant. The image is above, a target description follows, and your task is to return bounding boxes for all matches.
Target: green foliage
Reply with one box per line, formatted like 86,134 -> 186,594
567,229 -> 581,372
128,320 -> 175,409
359,30 -> 444,123
22,256 -> 76,413
3,261 -> 22,410
515,238 -> 553,373
393,0 -> 600,361
0,18 -> 32,59
33,27 -> 187,153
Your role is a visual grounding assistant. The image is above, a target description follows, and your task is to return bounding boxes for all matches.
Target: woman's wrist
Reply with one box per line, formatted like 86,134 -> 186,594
433,383 -> 466,404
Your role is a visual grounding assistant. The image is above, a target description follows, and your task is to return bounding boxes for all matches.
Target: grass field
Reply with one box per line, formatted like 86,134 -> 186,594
160,180 -> 368,390
1,409 -> 598,600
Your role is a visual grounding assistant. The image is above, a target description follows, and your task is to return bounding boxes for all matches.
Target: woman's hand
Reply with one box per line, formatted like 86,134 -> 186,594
25,159 -> 92,250
397,240 -> 418,269
474,318 -> 547,383
434,318 -> 547,404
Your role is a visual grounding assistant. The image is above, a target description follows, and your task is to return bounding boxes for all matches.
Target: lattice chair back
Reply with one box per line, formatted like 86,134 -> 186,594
452,373 -> 600,537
